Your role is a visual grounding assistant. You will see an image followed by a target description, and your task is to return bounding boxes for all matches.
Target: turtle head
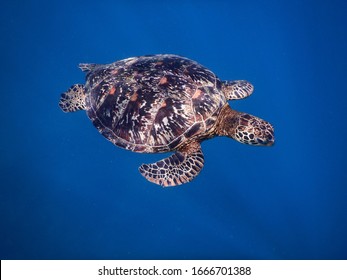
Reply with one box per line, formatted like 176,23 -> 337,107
216,105 -> 275,146
232,112 -> 275,146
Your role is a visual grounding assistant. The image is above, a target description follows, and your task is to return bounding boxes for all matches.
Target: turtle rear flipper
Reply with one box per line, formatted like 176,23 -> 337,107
139,141 -> 204,187
59,84 -> 86,113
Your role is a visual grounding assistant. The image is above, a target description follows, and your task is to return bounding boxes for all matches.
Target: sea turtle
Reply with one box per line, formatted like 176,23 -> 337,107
59,54 -> 274,187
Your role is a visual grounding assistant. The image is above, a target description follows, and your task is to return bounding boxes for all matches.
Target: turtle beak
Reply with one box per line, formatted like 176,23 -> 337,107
263,124 -> 275,146
251,118 -> 275,146
265,137 -> 275,146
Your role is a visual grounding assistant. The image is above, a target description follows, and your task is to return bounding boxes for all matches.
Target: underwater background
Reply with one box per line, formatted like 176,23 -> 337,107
1,0 -> 347,260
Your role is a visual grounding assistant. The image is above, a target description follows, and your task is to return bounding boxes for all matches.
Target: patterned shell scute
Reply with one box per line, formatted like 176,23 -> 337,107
85,55 -> 226,153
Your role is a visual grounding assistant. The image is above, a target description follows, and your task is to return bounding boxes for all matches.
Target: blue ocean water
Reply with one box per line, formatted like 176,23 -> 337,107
1,0 -> 347,260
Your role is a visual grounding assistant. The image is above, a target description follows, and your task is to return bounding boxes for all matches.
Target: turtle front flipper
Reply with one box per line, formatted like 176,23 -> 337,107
139,141 -> 204,187
59,84 -> 86,113
222,80 -> 254,100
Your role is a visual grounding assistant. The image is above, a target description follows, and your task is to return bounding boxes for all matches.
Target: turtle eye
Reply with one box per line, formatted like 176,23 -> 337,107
254,127 -> 261,136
